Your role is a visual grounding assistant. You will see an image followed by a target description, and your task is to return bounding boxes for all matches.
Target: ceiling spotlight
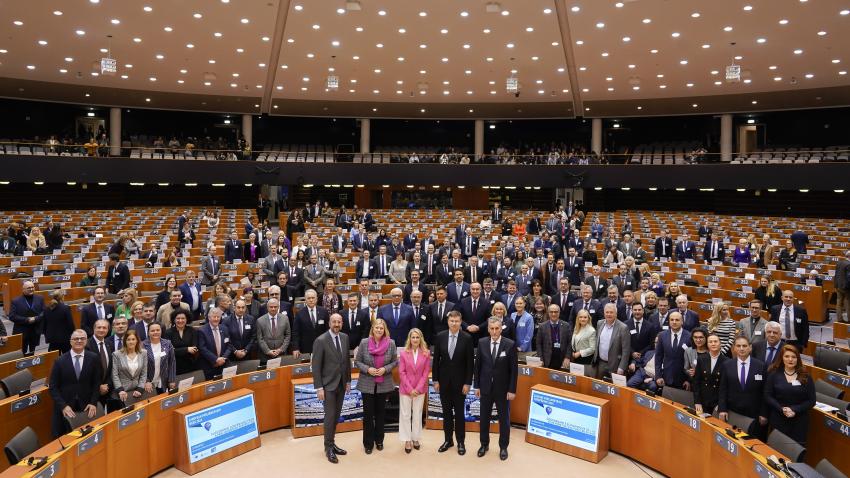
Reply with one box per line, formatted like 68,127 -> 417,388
501,10 -> 509,16
596,22 -> 605,28
691,12 -> 700,18
76,29 -> 86,35
110,18 -> 121,24
163,26 -> 173,32
571,6 -> 580,12
419,11 -> 427,17
642,18 -> 651,24
723,26 -> 733,32
143,6 -> 152,12
793,49 -> 803,54
543,8 -> 552,14
240,18 -> 250,23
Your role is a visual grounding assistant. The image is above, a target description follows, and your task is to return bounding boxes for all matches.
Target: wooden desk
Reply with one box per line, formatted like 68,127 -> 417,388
835,322 -> 849,342
0,350 -> 58,383
0,388 -> 53,460
0,335 -> 22,355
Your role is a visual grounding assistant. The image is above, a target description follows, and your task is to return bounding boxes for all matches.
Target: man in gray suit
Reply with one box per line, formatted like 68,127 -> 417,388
736,299 -> 768,345
311,313 -> 351,464
593,303 -> 631,378
256,299 -> 291,364
200,243 -> 221,286
303,254 -> 327,294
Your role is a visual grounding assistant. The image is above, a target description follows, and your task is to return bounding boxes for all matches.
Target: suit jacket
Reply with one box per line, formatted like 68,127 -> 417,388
446,281 -> 471,303
292,306 -> 330,353
311,331 -> 351,391
402,282 -> 428,304
49,350 -> 103,411
355,258 -> 377,279
551,292 -> 577,322
110,349 -> 148,394
404,261 -> 427,284
377,303 -> 416,346
354,338 -> 398,394
703,239 -> 726,263
654,329 -> 692,388
164,326 -> 198,375
9,294 -> 45,335
768,304 -> 810,347
654,237 -> 674,259
584,275 -> 608,300
752,340 -> 786,365
625,318 -> 660,357
43,303 -> 75,345
563,256 -> 584,287
737,317 -> 768,344
460,236 -> 479,258
179,282 -> 204,313
612,275 -> 636,294
463,265 -> 484,285
693,353 -> 728,410
228,315 -> 258,354
255,313 -> 290,356
341,308 -> 369,349
409,302 -> 432,341
676,309 -> 701,332
81,302 -> 116,337
593,320 -> 631,373
106,262 -> 130,294
474,337 -> 518,396
399,349 -> 432,395
535,320 -> 574,367
143,338 -> 177,388
676,241 -> 696,262
85,337 -> 114,387
718,357 -> 767,418
432,329 -> 474,391
303,264 -> 327,292
224,240 -> 244,263
456,296 -> 490,340
197,324 -> 234,372
330,235 -> 348,253
569,298 -> 601,327
428,300 -> 455,338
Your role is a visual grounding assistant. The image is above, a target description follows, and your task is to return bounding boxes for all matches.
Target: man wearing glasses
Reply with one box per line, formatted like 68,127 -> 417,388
48,330 -> 102,437
10,280 -> 45,354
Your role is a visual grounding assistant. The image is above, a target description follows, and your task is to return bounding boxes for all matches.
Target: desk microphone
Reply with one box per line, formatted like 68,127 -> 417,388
767,455 -> 783,472
56,435 -> 67,451
26,456 -> 48,469
778,457 -> 792,475
79,425 -> 94,437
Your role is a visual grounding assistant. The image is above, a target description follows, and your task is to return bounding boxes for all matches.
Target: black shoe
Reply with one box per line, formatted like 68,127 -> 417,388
332,445 -> 347,455
457,443 -> 466,455
477,446 -> 488,457
405,446 -> 412,454
500,448 -> 508,461
326,449 -> 338,464
412,441 -> 421,450
364,447 -> 372,455
438,442 -> 454,453
376,443 -> 384,451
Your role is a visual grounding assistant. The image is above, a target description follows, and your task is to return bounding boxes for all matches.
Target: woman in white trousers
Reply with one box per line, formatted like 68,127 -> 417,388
397,328 -> 431,453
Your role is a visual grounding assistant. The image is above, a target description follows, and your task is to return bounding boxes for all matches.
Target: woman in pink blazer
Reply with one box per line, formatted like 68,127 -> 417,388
398,327 -> 431,453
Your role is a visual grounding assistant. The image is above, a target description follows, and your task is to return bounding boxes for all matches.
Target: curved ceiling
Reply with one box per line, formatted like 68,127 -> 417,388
0,0 -> 849,118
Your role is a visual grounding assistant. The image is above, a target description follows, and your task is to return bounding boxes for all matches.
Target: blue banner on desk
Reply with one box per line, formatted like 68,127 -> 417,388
426,378 -> 496,423
293,379 -> 363,427
526,389 -> 601,452
184,394 -> 259,464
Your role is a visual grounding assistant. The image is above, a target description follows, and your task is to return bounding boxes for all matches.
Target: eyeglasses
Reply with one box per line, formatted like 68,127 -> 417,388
71,337 -> 87,341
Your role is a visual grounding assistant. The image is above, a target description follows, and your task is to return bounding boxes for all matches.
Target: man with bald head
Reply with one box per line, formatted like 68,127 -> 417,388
198,308 -> 233,379
292,289 -> 330,356
10,280 -> 45,353
654,311 -> 692,390
378,287 -> 416,346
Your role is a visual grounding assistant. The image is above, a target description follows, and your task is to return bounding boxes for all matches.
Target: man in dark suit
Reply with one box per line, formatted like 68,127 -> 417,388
551,277 -> 577,323
197,308 -> 233,379
292,290 -> 330,356
611,263 -> 636,294
563,249 -> 584,289
583,265 -> 608,300
697,222 -> 713,239
536,304 -> 573,370
570,285 -> 601,327
224,231 -> 244,264
9,280 -> 45,354
429,287 -> 455,340
626,302 -> 660,361
80,287 -> 116,337
446,269 -> 471,303
48,329 -> 103,437
433,311 -> 474,455
403,270 -> 428,304
179,271 -> 204,319
654,230 -> 674,260
675,235 -> 696,263
718,336 -> 768,437
790,230 -> 809,254
474,317 -> 518,460
85,318 -> 115,410
751,322 -> 785,365
768,290 -> 810,351
105,253 -> 130,294
200,244 -> 222,286
654,312 -> 692,390
377,288 -> 416,346
455,218 -> 469,248
460,228 -> 479,260
141,242 -> 160,268
456,282 -> 490,341
283,262 -> 305,298
463,255 -> 484,285
311,313 -> 351,463
408,290 -> 432,342
674,295 -> 701,332
227,299 -> 256,361
491,202 -> 503,223
331,228 -> 348,253
435,255 -> 455,287
703,235 -> 725,265
355,250 -> 377,280
341,294 -> 369,349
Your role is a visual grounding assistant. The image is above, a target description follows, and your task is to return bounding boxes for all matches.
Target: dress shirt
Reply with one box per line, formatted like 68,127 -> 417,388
780,306 -> 797,340
598,321 -> 614,361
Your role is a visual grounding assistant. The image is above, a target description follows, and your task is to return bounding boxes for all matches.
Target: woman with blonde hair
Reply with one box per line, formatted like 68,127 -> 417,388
398,328 -> 430,453
354,319 -> 398,454
706,302 -> 737,355
115,288 -> 138,322
755,275 -> 784,311
26,226 -> 47,253
570,309 -> 597,366
756,234 -> 774,269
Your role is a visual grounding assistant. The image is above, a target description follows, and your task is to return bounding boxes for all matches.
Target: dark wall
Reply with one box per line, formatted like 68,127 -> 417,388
371,119 -> 472,150
600,115 -> 718,153
253,116 -> 359,148
483,119 -> 589,152
122,109 -> 239,143
0,98 -> 103,140
755,107 -> 850,148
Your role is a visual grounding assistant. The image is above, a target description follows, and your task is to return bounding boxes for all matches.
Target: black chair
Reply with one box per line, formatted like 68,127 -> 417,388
65,402 -> 105,430
235,359 -> 261,374
766,429 -> 806,462
175,370 -> 205,387
0,350 -> 24,363
4,426 -> 39,466
725,410 -> 755,432
661,386 -> 695,408
815,459 -> 848,478
814,347 -> 850,374
0,369 -> 33,397
815,378 -> 845,399
816,392 -> 850,412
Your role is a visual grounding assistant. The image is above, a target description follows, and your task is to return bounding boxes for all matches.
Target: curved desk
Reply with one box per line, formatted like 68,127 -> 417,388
1,363 -> 848,478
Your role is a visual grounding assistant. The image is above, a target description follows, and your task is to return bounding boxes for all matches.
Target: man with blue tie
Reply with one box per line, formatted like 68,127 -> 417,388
718,336 -> 768,437
198,308 -> 233,379
447,269 -> 471,303
377,288 -> 416,346
674,295 -> 701,332
201,243 -> 221,286
501,281 -> 519,316
675,234 -> 696,263
49,329 -> 103,437
516,264 -> 533,296
654,312 -> 691,390
457,282 -> 490,341
751,322 -> 785,365
626,303 -> 659,361
228,299 -> 257,362
703,234 -> 725,265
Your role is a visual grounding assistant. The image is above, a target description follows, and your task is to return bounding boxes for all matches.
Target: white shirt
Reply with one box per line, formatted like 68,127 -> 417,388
126,353 -> 141,377
189,284 -> 199,307
413,349 -> 420,365
151,342 -> 162,387
598,321 -> 615,361
779,305 -> 797,340
709,353 -> 720,373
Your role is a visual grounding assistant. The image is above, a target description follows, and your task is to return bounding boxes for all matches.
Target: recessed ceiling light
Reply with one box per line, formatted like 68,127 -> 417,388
711,70 -> 719,75
596,22 -> 605,28
180,69 -> 188,74
832,59 -> 841,63
840,71 -> 848,75
691,12 -> 700,18
349,78 -> 356,83
337,7 -> 345,14
841,9 -> 850,15
805,73 -> 814,78
622,36 -> 630,42
419,11 -> 427,17
64,57 -> 73,62
163,26 -> 173,32
576,40 -> 584,45
76,29 -> 86,35
526,27 -> 534,32
287,38 -> 294,43
615,2 -> 624,7
543,8 -> 552,14
374,89 -> 381,94
557,67 -> 565,72
659,85 -> 667,89
355,26 -> 364,32
192,13 -> 202,18
125,63 -> 133,68
110,18 -> 121,24
571,6 -> 580,12
486,57 -> 493,62
582,88 -> 589,92
441,57 -> 449,62
714,81 -> 722,85
723,26 -> 733,32
794,49 -> 803,54
601,52 -> 609,57
743,5 -> 752,11
398,57 -> 405,61
506,43 -> 514,48
605,76 -> 613,81
376,43 -> 383,48
280,65 -> 287,69
608,87 -> 614,91
143,5 -> 152,12
100,48 -> 108,53
312,24 -> 320,29
774,76 -> 783,81
460,11 -> 469,17
501,10 -> 509,16
552,41 -> 559,46
204,81 -> 212,86
121,74 -> 128,79
650,49 -> 659,53
702,44 -> 710,49
374,68 -> 381,73
352,55 -> 359,59
489,80 -> 495,84
149,77 -> 157,81
133,37 -> 142,43
37,40 -> 48,46
692,103 -> 698,108
680,59 -> 688,65
686,82 -> 694,87
26,65 -> 35,70
259,63 -> 266,67
671,32 -> 680,38
236,48 -> 244,52
261,36 -> 270,42
306,53 -> 314,58
656,73 -> 664,78
186,43 -> 194,48
155,54 -> 164,59
769,65 -> 777,70
757,38 -> 766,44
209,59 -> 216,63
779,19 -> 789,25
818,31 -> 827,36
642,18 -> 651,24
240,18 -> 250,23
53,10 -> 63,15
440,28 -> 448,34
420,44 -> 427,49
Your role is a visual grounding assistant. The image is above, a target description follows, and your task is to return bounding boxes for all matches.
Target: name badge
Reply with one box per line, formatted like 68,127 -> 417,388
682,344 -> 689,351
791,380 -> 801,386
662,326 -> 669,330
754,331 -> 762,335
795,318 -> 801,323
630,329 -> 637,335
499,351 -> 506,357
245,325 -> 251,330
589,309 -> 596,314
318,320 -> 325,325
224,337 -> 230,343
554,343 -> 561,349
158,351 -> 167,358
107,313 -> 113,319
501,324 -> 507,329
754,374 -> 763,381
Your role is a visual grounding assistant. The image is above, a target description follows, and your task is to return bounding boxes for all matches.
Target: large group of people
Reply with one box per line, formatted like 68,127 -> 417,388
0,201 -> 839,460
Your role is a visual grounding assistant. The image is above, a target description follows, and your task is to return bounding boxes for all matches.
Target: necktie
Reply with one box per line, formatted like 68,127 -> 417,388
561,295 -> 566,309
784,307 -> 792,339
740,362 -> 747,388
438,303 -> 444,321
271,316 -> 276,335
370,309 -> 376,322
767,346 -> 776,364
471,267 -> 476,283
449,334 -> 456,359
310,309 -> 316,325
472,299 -> 477,314
673,333 -> 679,350
213,328 -> 221,356
712,241 -> 717,258
457,284 -> 462,298
415,306 -> 419,318
662,241 -> 666,255
636,320 -> 641,334
334,335 -> 341,354
349,311 -> 355,330
74,354 -> 82,379
98,304 -> 104,320
98,341 -> 107,374
491,341 -> 498,359
393,306 -> 399,324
